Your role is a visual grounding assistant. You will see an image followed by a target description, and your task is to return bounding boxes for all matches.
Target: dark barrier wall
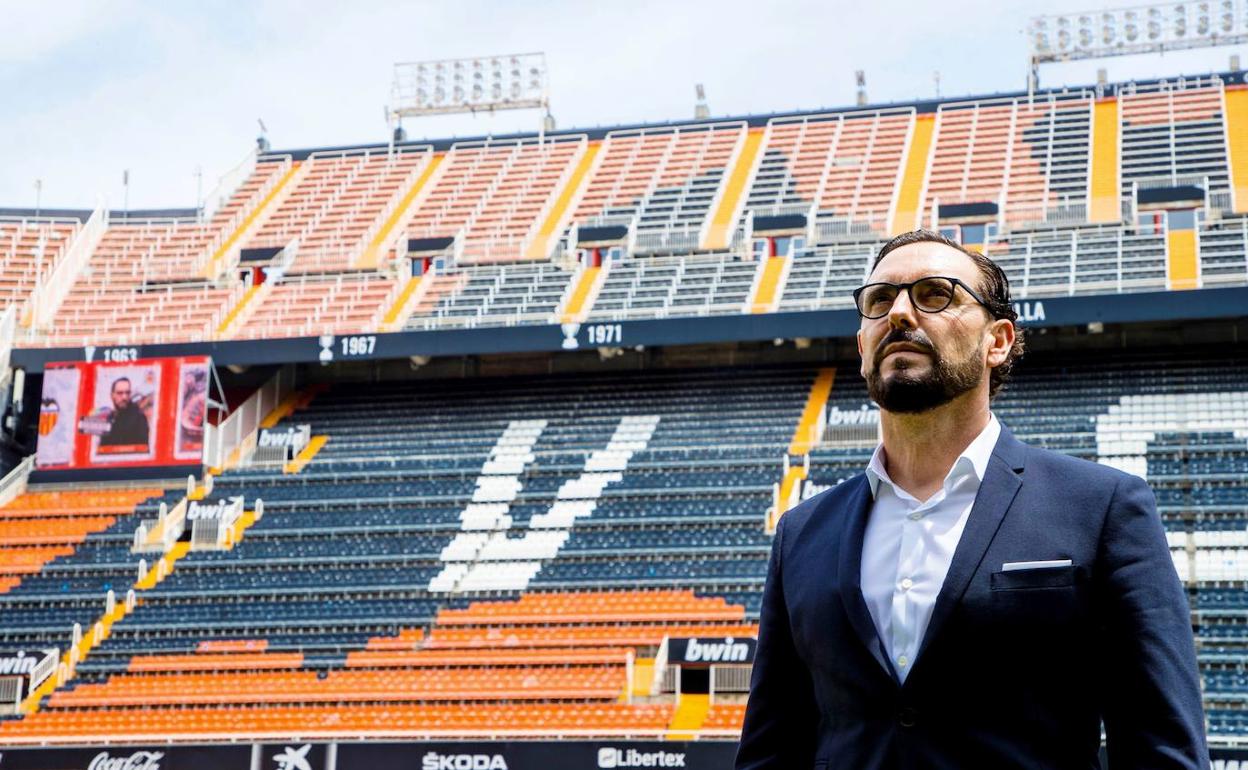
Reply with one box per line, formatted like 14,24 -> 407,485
12,287 -> 1248,373
1,742 -> 1245,770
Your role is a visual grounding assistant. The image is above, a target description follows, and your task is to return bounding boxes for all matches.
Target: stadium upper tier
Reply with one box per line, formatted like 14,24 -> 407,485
5,71 -> 1248,348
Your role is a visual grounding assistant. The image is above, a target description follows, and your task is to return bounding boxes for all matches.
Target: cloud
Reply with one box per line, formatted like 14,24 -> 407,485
0,0 -> 131,63
2,0 -> 1245,209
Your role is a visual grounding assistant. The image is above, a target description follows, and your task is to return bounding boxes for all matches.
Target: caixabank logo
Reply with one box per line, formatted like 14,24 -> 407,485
262,743 -> 326,770
596,747 -> 687,768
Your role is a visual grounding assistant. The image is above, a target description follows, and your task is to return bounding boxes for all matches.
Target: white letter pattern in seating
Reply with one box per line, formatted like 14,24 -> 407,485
428,415 -> 660,593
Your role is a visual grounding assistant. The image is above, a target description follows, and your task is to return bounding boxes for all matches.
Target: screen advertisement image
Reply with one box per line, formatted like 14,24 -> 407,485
35,365 -> 80,468
174,359 -> 210,462
34,356 -> 211,476
84,363 -> 160,464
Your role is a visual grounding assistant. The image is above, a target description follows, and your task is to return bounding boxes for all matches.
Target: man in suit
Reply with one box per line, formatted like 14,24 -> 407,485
99,377 -> 150,449
736,230 -> 1207,769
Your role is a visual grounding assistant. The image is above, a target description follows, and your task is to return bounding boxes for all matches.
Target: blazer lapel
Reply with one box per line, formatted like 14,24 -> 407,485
837,475 -> 901,685
909,428 -> 1028,675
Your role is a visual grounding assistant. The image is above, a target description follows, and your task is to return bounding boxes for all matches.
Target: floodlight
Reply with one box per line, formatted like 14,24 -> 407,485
1149,7 -> 1164,38
1103,13 -> 1118,44
1029,1 -> 1248,84
391,53 -> 549,118
1174,4 -> 1188,36
1079,16 -> 1095,48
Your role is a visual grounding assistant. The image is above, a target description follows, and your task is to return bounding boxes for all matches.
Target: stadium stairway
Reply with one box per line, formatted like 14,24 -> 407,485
1089,97 -> 1121,224
200,159 -> 304,280
0,489 -> 167,712
1224,84 -> 1248,214
284,435 -> 328,474
745,248 -> 791,314
20,480 -> 272,716
1166,216 -> 1200,290
377,273 -> 431,332
768,368 -> 835,529
888,113 -> 934,236
0,490 -> 158,597
355,152 -> 446,269
526,142 -> 603,260
557,262 -> 607,323
667,693 -> 711,740
702,127 -> 766,251
214,281 -> 271,338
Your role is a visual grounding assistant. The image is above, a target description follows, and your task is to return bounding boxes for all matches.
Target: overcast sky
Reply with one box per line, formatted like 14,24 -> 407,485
4,0 -> 1245,210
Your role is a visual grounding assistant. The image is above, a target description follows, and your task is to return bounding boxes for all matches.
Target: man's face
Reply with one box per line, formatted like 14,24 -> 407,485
111,382 -> 132,411
856,242 -> 995,414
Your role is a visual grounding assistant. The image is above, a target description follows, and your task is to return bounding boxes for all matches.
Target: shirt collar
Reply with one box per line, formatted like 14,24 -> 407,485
865,413 -> 1001,499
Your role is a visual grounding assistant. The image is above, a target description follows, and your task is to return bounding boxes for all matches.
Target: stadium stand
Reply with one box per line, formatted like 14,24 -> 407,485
0,367 -> 797,740
5,75 -> 1247,350
240,146 -> 432,274
571,123 -> 744,253
0,217 -> 79,323
746,109 -> 912,237
920,91 -> 1094,229
405,136 -> 586,264
0,345 -> 1244,740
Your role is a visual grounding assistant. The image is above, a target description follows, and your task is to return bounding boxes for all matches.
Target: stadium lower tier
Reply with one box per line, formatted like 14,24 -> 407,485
0,350 -> 1246,741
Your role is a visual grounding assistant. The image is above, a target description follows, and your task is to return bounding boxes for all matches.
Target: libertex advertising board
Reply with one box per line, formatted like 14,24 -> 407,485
35,356 -> 210,476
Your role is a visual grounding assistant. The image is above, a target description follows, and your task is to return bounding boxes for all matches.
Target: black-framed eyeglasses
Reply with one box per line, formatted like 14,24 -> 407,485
852,276 -> 992,319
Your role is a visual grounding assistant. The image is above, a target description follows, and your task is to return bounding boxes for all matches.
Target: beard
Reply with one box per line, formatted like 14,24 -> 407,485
865,329 -> 984,414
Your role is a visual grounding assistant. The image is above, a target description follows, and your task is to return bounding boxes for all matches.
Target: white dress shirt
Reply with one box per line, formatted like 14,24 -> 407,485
860,414 -> 1001,682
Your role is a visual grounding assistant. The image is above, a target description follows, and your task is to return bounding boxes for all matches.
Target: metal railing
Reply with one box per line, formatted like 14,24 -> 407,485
191,156 -> 294,277
0,454 -> 34,509
132,499 -> 188,554
202,364 -> 296,470
632,222 -> 705,254
0,676 -> 20,715
355,146 -> 437,265
201,147 -> 257,223
520,135 -> 591,259
190,497 -> 244,550
0,304 -> 16,384
31,200 -> 107,329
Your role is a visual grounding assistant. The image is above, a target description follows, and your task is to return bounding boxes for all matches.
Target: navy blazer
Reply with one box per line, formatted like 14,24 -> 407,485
736,426 -> 1208,769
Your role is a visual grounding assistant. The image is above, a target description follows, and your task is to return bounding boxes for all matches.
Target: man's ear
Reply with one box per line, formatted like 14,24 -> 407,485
986,319 -> 1015,367
856,329 -> 867,377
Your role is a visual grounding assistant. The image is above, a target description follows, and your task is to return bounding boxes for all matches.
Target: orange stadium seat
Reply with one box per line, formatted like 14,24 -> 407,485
405,136 -> 586,264
0,702 -> 675,739
30,163 -> 287,348
0,488 -> 159,595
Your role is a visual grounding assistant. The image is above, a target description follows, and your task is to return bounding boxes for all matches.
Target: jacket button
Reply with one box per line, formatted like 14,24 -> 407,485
898,707 -> 919,728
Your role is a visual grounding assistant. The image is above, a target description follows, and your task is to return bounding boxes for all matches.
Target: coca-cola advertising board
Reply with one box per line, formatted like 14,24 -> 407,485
0,746 -> 249,770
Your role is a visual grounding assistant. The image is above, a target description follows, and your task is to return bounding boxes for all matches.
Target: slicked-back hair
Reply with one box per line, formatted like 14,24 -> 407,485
869,229 -> 1025,399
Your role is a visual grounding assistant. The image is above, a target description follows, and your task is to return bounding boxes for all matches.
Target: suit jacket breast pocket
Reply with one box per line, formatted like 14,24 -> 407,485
987,565 -> 1085,635
990,565 -> 1077,591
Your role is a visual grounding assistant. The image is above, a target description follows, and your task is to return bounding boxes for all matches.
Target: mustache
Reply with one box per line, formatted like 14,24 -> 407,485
873,329 -> 936,369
